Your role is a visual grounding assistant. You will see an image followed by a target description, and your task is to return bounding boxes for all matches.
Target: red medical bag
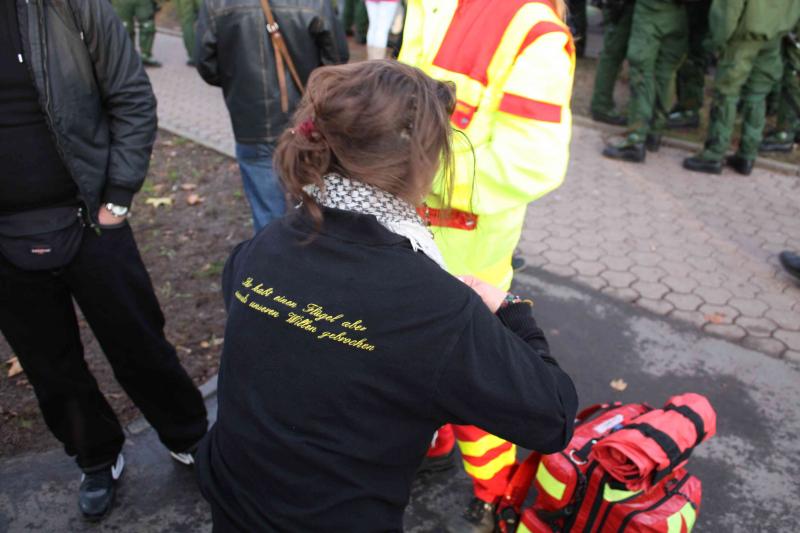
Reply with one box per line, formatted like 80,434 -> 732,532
497,395 -> 713,533
518,466 -> 701,533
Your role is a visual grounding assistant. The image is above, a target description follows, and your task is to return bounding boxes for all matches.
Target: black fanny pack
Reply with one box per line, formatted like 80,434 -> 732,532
0,206 -> 85,271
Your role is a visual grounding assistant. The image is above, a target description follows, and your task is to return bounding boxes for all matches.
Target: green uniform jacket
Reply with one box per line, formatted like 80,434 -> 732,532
710,0 -> 800,46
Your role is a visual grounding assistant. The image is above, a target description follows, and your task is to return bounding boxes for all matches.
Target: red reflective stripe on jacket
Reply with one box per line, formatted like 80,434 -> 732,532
433,0 -> 558,85
517,20 -> 573,58
417,205 -> 478,231
499,93 -> 562,122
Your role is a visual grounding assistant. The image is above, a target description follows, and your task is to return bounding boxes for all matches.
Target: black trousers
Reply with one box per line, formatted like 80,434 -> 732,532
0,223 -> 207,470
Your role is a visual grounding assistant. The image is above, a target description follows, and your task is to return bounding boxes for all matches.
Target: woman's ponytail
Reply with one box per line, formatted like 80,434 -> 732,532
274,107 -> 332,229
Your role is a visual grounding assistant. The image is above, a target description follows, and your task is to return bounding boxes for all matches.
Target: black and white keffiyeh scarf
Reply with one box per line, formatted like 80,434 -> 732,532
305,174 -> 447,269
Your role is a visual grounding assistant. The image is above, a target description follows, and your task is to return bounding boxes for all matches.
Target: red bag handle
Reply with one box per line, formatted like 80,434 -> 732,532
496,451 -> 542,532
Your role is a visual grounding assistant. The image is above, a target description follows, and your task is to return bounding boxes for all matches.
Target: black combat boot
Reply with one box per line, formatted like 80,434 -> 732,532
645,133 -> 662,152
666,109 -> 700,129
591,110 -> 627,126
759,130 -> 795,153
602,141 -> 646,163
725,154 -> 754,176
444,497 -> 497,533
683,155 -> 722,174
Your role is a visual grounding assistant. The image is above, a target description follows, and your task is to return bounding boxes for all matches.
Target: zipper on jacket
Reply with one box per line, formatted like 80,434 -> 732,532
616,473 -> 692,533
30,0 -> 95,228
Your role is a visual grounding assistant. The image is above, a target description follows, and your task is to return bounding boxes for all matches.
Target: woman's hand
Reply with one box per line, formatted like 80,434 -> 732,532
458,275 -> 507,314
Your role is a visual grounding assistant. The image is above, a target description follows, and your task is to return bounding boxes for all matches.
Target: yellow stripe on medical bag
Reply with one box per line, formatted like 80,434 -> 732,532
535,462 -> 566,500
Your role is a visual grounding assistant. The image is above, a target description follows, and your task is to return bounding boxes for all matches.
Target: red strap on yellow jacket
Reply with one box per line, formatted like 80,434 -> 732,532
417,205 -> 478,231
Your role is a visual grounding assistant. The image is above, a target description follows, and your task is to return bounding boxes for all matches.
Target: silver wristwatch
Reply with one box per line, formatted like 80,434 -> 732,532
104,202 -> 130,217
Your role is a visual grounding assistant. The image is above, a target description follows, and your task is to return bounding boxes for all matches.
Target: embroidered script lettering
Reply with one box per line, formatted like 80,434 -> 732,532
235,276 -> 377,352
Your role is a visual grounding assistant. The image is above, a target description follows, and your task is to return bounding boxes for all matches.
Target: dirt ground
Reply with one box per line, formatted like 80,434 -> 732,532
0,132 -> 251,458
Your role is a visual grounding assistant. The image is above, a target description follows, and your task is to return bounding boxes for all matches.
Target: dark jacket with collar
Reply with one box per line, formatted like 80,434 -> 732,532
196,208 -> 578,532
16,0 -> 157,219
195,0 -> 349,144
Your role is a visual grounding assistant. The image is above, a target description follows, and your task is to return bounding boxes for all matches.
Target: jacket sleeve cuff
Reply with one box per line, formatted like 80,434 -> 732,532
496,303 -> 557,365
102,185 -> 135,208
496,302 -> 534,332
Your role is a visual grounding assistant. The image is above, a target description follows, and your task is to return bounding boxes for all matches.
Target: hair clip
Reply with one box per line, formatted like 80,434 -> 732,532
297,118 -> 318,140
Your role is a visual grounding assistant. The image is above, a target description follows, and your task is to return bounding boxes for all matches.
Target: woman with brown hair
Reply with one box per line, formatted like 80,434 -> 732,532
194,60 -> 578,532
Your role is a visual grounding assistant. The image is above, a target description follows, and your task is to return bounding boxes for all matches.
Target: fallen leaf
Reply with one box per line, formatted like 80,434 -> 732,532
180,183 -> 198,191
610,378 -> 628,392
6,357 -> 23,378
704,313 -> 726,325
212,338 -> 224,347
186,193 -> 204,206
145,197 -> 173,208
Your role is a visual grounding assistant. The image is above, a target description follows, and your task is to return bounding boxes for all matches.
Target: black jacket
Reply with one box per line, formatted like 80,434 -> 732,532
196,0 -> 349,144
16,0 -> 157,219
196,208 -> 578,532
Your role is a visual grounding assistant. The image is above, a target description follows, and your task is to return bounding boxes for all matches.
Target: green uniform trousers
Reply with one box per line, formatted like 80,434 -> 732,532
590,2 -> 635,116
342,0 -> 368,38
675,0 -> 711,112
112,0 -> 156,59
703,36 -> 785,160
176,0 -> 201,62
775,36 -> 800,133
626,0 -> 688,140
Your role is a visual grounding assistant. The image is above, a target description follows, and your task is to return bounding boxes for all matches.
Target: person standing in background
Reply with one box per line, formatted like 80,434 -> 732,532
400,1 -> 575,530
760,24 -> 800,153
342,0 -> 369,43
176,0 -> 201,65
602,0 -> 688,163
666,0 -> 711,130
365,0 -> 399,59
0,0 -> 207,520
195,0 -> 349,232
567,0 -> 587,58
589,0 -> 635,126
683,0 -> 800,175
112,0 -> 161,66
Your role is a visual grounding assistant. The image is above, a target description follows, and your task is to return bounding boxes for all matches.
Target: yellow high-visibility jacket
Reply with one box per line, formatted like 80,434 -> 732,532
400,0 -> 574,289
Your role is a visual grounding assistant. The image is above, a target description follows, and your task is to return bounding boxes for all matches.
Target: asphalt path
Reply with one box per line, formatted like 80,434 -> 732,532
1,266 -> 798,532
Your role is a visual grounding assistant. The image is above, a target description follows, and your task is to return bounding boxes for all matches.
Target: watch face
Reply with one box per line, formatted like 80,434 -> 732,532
107,204 -> 128,217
